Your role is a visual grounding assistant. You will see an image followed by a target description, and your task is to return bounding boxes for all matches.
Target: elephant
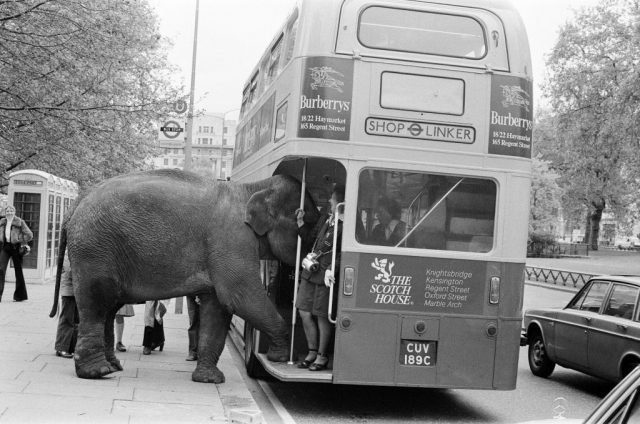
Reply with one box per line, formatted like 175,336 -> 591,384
49,169 -> 320,383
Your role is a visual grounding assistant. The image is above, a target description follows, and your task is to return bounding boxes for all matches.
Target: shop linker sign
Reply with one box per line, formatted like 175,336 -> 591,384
488,75 -> 533,158
298,56 -> 353,140
356,254 -> 487,314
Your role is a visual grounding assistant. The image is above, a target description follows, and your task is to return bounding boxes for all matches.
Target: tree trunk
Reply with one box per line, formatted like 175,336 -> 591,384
583,214 -> 591,246
587,199 -> 606,251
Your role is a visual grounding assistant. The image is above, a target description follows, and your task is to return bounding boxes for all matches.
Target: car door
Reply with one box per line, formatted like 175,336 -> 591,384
589,283 -> 640,381
554,281 -> 610,370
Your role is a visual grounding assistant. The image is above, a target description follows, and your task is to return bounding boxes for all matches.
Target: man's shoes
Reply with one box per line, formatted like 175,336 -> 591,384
56,351 -> 73,359
116,342 -> 127,352
186,351 -> 197,361
143,347 -> 151,355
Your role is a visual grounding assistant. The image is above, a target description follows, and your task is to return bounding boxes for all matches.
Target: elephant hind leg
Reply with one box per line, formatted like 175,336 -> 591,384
74,276 -> 122,379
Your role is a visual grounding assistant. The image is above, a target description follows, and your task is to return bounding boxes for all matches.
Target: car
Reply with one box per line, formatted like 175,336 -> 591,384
616,237 -> 640,251
522,275 -> 640,383
519,364 -> 640,423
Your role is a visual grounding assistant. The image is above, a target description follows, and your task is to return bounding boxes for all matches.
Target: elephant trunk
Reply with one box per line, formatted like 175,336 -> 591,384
49,225 -> 67,318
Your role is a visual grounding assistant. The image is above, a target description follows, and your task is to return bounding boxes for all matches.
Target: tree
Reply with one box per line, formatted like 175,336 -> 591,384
529,156 -> 562,234
0,0 -> 183,188
543,0 -> 640,249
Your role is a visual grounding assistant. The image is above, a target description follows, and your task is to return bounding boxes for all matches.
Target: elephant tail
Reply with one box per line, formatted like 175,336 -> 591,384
49,225 -> 67,318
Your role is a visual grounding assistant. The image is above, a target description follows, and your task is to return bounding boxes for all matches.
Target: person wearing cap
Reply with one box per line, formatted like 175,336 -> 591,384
0,205 -> 33,302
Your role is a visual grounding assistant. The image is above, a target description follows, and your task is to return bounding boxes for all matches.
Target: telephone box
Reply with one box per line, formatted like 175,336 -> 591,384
6,170 -> 78,284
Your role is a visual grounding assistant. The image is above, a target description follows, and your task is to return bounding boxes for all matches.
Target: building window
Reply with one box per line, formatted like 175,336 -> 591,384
164,158 -> 169,165
173,158 -> 178,165
222,138 -> 227,145
198,126 -> 202,132
223,127 -> 228,134
203,127 -> 209,133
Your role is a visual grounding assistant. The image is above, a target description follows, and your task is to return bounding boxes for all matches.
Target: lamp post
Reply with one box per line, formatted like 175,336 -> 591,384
183,0 -> 199,172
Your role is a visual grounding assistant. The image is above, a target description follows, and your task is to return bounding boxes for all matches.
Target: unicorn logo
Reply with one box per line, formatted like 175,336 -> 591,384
309,66 -> 345,93
500,85 -> 531,112
371,258 -> 395,284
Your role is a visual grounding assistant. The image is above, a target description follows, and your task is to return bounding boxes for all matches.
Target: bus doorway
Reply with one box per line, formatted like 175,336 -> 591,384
242,157 -> 347,382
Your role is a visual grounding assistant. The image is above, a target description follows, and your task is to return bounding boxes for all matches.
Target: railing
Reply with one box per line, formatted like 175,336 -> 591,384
525,266 -> 594,289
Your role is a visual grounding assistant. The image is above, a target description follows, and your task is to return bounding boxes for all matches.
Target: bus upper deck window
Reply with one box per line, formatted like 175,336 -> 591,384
358,7 -> 486,60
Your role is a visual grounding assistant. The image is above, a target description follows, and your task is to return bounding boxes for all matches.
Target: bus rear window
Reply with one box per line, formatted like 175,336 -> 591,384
356,169 -> 496,253
358,6 -> 486,59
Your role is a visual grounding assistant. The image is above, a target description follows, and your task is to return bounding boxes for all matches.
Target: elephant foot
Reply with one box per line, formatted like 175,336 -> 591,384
192,364 -> 225,384
266,345 -> 289,362
75,351 -> 120,379
105,353 -> 124,372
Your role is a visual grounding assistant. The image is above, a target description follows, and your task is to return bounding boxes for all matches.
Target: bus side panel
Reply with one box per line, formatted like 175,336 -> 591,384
493,318 -> 521,389
492,262 -> 525,389
498,262 -> 526,318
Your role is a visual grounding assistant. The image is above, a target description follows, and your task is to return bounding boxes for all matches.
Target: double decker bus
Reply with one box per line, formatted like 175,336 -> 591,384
230,0 -> 532,389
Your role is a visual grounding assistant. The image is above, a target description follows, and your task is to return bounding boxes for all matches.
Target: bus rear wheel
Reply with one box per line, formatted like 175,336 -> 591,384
528,332 -> 555,378
244,322 -> 265,378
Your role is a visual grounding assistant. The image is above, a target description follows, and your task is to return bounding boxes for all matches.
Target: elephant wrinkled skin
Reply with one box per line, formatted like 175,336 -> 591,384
51,169 -> 320,383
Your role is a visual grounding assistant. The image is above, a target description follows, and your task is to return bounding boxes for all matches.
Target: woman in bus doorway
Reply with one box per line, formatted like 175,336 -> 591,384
295,185 -> 344,372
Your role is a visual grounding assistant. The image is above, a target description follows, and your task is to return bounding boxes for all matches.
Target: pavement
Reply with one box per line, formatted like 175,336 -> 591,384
0,283 -> 263,424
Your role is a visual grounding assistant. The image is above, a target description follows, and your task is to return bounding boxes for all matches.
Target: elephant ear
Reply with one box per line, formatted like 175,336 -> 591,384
245,189 -> 276,236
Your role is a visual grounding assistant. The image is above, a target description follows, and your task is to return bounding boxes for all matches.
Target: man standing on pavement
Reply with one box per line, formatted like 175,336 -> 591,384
0,205 -> 33,302
186,295 -> 199,361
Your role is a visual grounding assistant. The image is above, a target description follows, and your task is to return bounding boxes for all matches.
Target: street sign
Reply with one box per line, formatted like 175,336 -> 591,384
160,120 -> 184,139
365,117 -> 475,144
174,100 -> 188,114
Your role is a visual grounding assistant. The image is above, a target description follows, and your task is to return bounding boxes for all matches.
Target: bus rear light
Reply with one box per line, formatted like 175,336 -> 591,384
340,316 -> 352,330
343,267 -> 355,295
486,322 -> 498,337
489,277 -> 500,304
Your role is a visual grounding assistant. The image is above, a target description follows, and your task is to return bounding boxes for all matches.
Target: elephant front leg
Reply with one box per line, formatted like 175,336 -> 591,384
232,286 -> 289,363
192,292 -> 232,384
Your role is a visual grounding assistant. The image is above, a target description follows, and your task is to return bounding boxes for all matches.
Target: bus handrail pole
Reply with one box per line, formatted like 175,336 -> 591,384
289,159 -> 307,364
395,178 -> 465,247
328,202 -> 344,324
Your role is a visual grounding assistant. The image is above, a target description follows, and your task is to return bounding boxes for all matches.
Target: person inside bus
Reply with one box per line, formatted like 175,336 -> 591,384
295,184 -> 344,372
370,197 -> 407,247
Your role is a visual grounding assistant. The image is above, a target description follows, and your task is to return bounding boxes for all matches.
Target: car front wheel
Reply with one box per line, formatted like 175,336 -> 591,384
528,332 -> 556,378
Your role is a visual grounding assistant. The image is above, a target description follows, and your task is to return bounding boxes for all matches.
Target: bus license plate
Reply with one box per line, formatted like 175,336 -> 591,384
399,340 -> 437,366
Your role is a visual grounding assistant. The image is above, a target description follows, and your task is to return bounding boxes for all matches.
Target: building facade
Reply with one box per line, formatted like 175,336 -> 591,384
153,113 -> 237,180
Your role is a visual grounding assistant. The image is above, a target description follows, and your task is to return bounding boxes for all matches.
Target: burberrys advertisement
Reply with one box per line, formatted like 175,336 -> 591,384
488,75 -> 533,158
298,56 -> 354,141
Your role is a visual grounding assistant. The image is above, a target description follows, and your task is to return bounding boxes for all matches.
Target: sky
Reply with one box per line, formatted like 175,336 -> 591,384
148,0 -> 602,119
